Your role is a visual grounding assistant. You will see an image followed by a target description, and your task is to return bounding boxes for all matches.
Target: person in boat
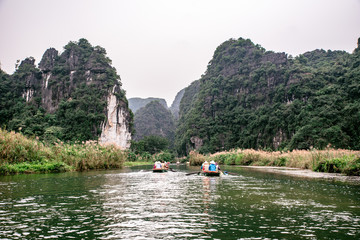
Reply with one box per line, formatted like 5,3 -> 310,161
201,161 -> 209,172
154,161 -> 162,169
208,161 -> 217,172
160,161 -> 169,170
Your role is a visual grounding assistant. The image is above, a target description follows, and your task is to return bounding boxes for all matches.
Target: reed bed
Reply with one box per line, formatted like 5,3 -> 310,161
189,148 -> 360,176
0,128 -> 126,175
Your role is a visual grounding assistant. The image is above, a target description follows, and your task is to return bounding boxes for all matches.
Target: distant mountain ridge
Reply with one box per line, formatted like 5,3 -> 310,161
133,100 -> 175,147
128,97 -> 168,113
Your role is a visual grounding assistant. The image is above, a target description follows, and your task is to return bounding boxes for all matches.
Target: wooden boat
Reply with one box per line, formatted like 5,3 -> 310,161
153,168 -> 168,173
201,170 -> 220,176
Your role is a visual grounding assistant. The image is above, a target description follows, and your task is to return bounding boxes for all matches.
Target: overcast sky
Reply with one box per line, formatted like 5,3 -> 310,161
1,0 -> 359,106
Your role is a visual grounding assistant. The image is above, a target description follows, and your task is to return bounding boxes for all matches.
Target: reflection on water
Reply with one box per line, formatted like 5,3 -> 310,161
0,165 -> 359,239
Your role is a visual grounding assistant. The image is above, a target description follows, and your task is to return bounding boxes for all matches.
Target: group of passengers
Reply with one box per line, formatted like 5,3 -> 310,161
153,161 -> 170,170
201,160 -> 220,172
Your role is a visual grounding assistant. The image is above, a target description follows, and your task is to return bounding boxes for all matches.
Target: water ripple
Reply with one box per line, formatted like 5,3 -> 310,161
0,167 -> 360,239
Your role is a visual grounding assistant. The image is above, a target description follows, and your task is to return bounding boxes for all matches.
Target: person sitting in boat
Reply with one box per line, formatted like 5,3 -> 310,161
208,161 -> 217,172
201,161 -> 209,172
160,161 -> 169,170
154,161 -> 162,169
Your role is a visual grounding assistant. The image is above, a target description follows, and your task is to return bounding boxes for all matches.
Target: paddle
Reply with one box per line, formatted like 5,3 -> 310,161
221,171 -> 239,175
169,168 -> 177,172
185,171 -> 200,176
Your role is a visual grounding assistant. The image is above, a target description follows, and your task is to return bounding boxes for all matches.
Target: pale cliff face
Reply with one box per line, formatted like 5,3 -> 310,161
99,86 -> 131,149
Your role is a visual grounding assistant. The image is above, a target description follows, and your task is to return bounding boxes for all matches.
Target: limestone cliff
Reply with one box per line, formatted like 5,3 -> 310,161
169,88 -> 185,121
99,85 -> 132,149
1,39 -> 132,148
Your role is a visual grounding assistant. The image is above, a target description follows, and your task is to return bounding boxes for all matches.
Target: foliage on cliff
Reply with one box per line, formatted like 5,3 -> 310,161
176,37 -> 360,155
128,97 -> 168,114
132,100 -> 175,148
0,39 -> 131,143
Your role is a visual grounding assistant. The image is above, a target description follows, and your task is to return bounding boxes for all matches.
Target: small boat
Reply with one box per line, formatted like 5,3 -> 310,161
200,160 -> 221,176
153,161 -> 169,173
200,170 -> 220,176
153,168 -> 168,173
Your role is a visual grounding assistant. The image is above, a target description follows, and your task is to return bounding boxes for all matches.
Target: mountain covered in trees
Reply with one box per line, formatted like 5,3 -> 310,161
175,37 -> 360,155
128,97 -> 167,113
129,95 -> 184,147
133,100 -> 175,147
0,39 -> 132,147
2,37 -> 359,155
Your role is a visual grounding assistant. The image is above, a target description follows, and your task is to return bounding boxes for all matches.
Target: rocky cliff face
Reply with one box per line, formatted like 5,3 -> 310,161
99,85 -> 132,149
1,39 -> 132,148
169,88 -> 185,120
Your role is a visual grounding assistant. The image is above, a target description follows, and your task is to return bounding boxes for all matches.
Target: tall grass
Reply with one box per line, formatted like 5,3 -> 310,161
188,151 -> 206,166
188,148 -> 360,176
0,129 -> 126,175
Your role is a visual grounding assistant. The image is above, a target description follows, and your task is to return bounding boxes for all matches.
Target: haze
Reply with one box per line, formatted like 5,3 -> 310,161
1,0 -> 359,106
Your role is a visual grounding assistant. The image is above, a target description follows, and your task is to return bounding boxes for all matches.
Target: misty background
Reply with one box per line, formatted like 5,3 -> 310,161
1,0 -> 359,105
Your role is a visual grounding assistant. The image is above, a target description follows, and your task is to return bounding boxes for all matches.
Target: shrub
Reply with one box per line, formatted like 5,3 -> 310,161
274,157 -> 288,166
154,151 -> 174,162
127,151 -> 138,162
235,154 -> 245,165
188,151 -> 205,166
342,157 -> 360,176
223,154 -> 237,165
313,158 -> 346,173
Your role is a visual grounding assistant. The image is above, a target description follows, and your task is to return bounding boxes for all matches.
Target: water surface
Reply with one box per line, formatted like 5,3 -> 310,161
0,165 -> 359,239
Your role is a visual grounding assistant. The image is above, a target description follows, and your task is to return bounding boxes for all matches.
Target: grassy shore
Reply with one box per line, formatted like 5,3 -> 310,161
3,128 -> 360,176
124,161 -> 153,167
188,148 -> 360,176
0,129 -> 126,175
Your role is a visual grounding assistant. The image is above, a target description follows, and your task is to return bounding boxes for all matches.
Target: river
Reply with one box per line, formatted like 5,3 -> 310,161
0,165 -> 359,239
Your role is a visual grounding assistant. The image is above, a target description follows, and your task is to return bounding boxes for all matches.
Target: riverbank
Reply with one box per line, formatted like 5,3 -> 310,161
0,129 -> 126,175
189,148 -> 360,176
238,166 -> 360,184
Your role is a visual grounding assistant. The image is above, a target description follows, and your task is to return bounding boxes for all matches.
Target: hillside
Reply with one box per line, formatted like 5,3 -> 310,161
169,88 -> 185,121
175,37 -> 360,155
133,100 -> 175,147
128,97 -> 167,113
0,39 -> 132,148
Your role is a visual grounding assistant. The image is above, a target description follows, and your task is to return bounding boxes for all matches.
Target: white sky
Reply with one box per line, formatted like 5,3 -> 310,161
1,0 -> 359,106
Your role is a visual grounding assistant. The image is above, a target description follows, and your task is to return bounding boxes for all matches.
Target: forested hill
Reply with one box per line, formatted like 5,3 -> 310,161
128,97 -> 167,113
0,39 -> 132,146
133,100 -> 175,147
175,37 -> 360,155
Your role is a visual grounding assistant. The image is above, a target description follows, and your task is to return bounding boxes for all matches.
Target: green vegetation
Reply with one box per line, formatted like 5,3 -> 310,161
0,128 -> 126,175
129,135 -> 175,162
0,38 -> 131,144
133,101 -> 175,148
187,148 -> 360,176
176,37 -> 360,155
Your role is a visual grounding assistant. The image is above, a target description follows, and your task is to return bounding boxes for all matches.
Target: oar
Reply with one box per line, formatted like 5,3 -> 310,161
221,171 -> 239,175
169,168 -> 177,172
186,171 -> 200,176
